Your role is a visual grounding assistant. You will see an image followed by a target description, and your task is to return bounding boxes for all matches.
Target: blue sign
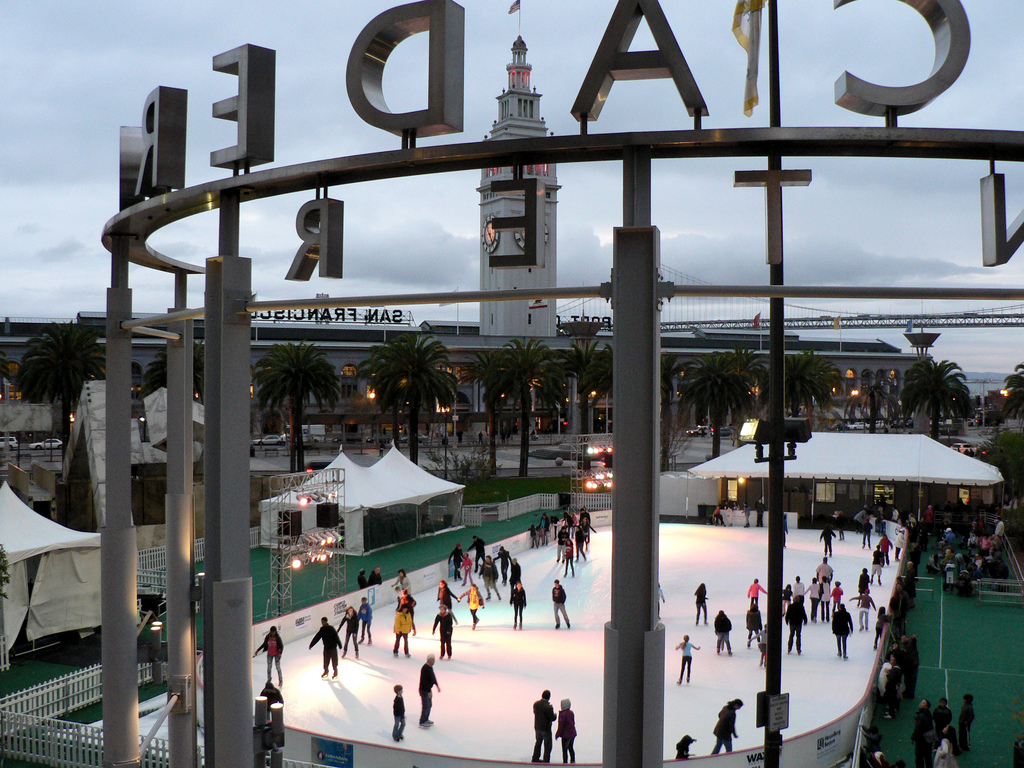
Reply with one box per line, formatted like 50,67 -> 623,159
311,736 -> 354,767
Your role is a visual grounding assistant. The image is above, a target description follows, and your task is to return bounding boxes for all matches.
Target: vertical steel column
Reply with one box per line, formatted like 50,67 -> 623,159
765,4 -> 785,768
603,146 -> 663,768
203,188 -> 255,766
167,271 -> 197,768
103,236 -> 140,768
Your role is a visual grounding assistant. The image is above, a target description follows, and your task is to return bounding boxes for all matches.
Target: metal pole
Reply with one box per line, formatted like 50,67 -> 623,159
167,271 -> 198,768
765,3 -> 785,768
102,235 -> 140,768
203,188 -> 255,766
603,146 -> 663,768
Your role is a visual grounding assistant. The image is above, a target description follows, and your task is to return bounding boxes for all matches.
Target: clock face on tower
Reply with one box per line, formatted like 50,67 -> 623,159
481,215 -> 500,253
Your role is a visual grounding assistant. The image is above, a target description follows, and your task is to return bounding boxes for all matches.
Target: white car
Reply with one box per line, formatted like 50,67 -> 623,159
254,434 -> 286,446
1,436 -> 17,449
29,438 -> 62,450
950,442 -> 975,456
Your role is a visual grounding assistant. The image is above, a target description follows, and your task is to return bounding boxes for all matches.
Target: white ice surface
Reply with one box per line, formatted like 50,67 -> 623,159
140,524 -> 892,762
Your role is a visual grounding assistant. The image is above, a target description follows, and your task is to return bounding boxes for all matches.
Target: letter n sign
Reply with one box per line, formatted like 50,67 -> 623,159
489,178 -> 545,269
287,199 -> 344,281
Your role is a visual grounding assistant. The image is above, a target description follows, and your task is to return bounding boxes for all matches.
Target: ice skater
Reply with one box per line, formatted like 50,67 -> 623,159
745,606 -> 762,648
398,589 -> 417,636
418,654 -> 440,727
309,616 -> 342,679
437,579 -> 457,613
555,698 -> 577,764
392,684 -> 406,741
431,603 -> 458,659
711,699 -> 743,754
832,603 -> 854,658
563,537 -> 575,576
849,590 -> 876,631
459,583 -> 485,630
481,555 -> 501,599
713,610 -> 733,655
340,605 -> 360,659
358,597 -> 373,645
674,635 -> 700,684
393,604 -> 413,657
820,524 -> 835,556
552,579 -> 571,629
253,625 -> 284,686
694,583 -> 708,625
871,546 -> 884,585
496,545 -> 511,585
747,578 -> 767,608
785,598 -> 807,655
510,581 -> 527,629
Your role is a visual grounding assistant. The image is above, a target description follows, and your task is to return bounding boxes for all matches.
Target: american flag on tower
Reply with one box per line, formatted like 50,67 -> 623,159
509,0 -> 520,14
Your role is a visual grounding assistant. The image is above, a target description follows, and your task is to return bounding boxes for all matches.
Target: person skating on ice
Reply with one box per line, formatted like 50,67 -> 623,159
832,603 -> 854,659
254,625 -> 284,687
713,610 -> 733,655
309,616 -> 342,679
745,605 -> 762,648
746,578 -> 767,609
459,583 -> 485,630
357,597 -> 373,645
340,605 -> 360,660
849,590 -> 876,631
496,545 -> 511,585
555,698 -> 577,763
563,537 -> 575,576
393,604 -> 413,657
694,582 -> 708,625
398,589 -> 418,636
511,581 -> 527,629
418,654 -> 440,727
785,598 -> 808,655
552,579 -> 571,629
432,603 -> 458,659
392,684 -> 406,741
674,634 -> 700,684
711,699 -> 743,754
481,555 -> 501,599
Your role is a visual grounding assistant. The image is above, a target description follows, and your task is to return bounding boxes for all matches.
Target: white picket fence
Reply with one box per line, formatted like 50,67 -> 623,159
0,633 -> 9,672
137,527 -> 262,592
460,492 -> 611,526
0,662 -> 154,718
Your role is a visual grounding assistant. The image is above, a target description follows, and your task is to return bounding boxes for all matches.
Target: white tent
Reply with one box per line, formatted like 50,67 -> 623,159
688,433 -> 1003,485
259,447 -> 465,551
0,483 -> 102,641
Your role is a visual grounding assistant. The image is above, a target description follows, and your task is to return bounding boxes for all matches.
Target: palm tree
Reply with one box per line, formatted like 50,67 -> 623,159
660,354 -> 686,470
561,341 -> 600,434
17,323 -> 105,450
580,344 -> 613,432
460,350 -> 510,473
0,352 -> 8,385
358,335 -> 457,465
502,339 -> 563,476
782,351 -> 841,420
252,342 -> 341,472
142,342 -> 205,402
678,352 -> 756,458
845,381 -> 899,433
900,358 -> 972,441
1002,363 -> 1024,425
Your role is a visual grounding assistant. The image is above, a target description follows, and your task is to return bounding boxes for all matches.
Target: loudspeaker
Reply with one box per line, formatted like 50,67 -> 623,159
280,509 -> 302,538
317,502 -> 339,529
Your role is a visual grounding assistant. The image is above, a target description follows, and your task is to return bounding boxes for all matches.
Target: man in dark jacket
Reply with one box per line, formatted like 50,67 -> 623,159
532,689 -> 557,762
910,699 -> 934,768
432,604 -> 458,659
471,536 -> 486,574
496,545 -> 512,584
932,697 -> 953,736
418,654 -> 440,727
785,600 -> 808,654
367,565 -> 383,586
308,616 -> 342,679
713,610 -> 733,655
711,699 -> 743,754
552,580 -> 570,629
832,603 -> 854,658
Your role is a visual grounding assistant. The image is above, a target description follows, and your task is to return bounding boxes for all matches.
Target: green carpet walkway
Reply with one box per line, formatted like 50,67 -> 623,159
868,570 -> 1024,768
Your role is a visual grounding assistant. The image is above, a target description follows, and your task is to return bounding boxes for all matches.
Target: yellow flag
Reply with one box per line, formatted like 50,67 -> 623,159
732,0 -> 765,117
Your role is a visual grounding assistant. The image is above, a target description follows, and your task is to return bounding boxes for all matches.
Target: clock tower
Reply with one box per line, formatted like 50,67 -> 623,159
479,37 -> 559,337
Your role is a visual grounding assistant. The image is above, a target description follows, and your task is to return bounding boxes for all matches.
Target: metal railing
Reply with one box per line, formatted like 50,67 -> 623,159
976,578 -> 1024,606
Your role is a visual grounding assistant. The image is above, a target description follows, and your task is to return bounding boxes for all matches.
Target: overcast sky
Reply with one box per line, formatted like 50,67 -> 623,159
3,0 -> 1024,376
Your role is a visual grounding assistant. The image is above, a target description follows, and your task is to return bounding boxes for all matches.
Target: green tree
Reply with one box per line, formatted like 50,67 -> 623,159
252,342 -> 341,472
460,349 -> 510,473
845,381 -> 899,433
1002,363 -> 1024,425
678,351 -> 756,458
17,323 -> 105,450
359,335 -> 456,465
979,431 -> 1024,500
142,342 -> 205,402
660,354 -> 686,470
579,344 -> 613,431
781,351 -> 841,419
0,351 -> 9,384
900,358 -> 971,441
502,339 -> 563,477
561,341 -> 601,434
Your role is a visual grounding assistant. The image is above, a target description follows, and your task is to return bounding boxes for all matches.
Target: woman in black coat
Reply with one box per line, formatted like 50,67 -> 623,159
509,558 -> 522,590
510,582 -> 527,630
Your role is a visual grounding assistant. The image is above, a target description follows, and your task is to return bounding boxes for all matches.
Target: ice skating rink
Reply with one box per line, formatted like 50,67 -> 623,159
231,523 -> 891,762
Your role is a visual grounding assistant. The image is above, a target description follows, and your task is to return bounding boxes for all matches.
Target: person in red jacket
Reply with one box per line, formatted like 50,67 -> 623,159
254,625 -> 284,686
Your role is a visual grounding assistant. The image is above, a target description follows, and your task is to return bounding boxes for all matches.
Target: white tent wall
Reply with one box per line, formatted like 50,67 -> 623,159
3,564 -> 29,641
26,549 -> 102,641
658,472 -> 720,518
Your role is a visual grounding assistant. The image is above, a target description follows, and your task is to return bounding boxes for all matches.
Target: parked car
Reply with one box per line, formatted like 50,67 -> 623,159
28,438 -> 62,450
950,442 -> 975,456
1,436 -> 17,449
686,426 -> 708,437
253,434 -> 286,446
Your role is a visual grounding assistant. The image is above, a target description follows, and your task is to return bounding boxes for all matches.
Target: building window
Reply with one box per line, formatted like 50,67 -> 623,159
815,482 -> 836,503
341,364 -> 357,377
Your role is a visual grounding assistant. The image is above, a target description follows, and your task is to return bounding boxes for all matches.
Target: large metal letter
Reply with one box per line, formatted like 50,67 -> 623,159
119,127 -> 145,210
135,86 -> 188,198
981,173 -> 1024,267
572,0 -> 707,123
211,44 -> 276,171
287,198 -> 344,281
489,179 -> 544,268
346,0 -> 464,138
834,0 -> 970,117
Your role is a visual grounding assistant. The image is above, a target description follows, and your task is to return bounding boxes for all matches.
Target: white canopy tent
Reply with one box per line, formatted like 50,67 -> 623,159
0,483 -> 101,641
688,433 -> 1003,485
259,447 -> 465,551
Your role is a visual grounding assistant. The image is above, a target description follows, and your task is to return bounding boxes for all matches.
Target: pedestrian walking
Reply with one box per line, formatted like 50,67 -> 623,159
552,580 -> 571,629
418,654 -> 440,727
254,625 -> 284,686
713,610 -> 733,655
357,597 -> 373,645
432,603 -> 458,659
832,603 -> 854,659
532,689 -> 557,762
555,698 -> 577,764
674,635 -> 700,684
392,684 -> 406,742
309,616 -> 342,679
711,699 -> 743,754
910,699 -> 935,768
511,581 -> 527,629
694,582 -> 708,625
958,694 -> 974,751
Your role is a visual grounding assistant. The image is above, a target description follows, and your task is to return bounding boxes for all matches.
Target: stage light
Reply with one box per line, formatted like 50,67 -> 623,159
291,558 -> 302,569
